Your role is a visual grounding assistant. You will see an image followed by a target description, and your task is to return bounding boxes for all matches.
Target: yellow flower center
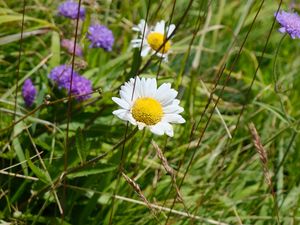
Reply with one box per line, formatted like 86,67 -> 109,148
132,97 -> 163,125
147,32 -> 171,54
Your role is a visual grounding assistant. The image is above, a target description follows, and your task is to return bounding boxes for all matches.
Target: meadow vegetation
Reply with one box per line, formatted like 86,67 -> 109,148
0,0 -> 300,224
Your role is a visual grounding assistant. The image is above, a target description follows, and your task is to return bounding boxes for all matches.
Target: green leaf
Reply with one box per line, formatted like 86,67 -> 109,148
66,165 -> 116,179
75,127 -> 89,164
25,150 -> 50,184
49,31 -> 60,68
0,29 -> 49,45
1,53 -> 52,99
0,14 -> 51,26
129,48 -> 141,77
12,123 -> 28,175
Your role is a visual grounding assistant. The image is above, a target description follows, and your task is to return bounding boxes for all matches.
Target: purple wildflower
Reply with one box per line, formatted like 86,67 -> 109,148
68,75 -> 92,100
275,10 -> 300,39
61,39 -> 83,57
48,65 -> 80,89
58,1 -> 85,20
48,65 -> 92,101
87,24 -> 114,51
22,79 -> 36,107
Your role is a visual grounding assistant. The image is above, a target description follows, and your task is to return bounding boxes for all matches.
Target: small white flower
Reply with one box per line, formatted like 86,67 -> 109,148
112,77 -> 185,137
131,20 -> 175,60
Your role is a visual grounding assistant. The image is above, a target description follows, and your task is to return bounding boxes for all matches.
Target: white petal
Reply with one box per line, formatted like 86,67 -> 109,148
167,24 -> 176,38
127,76 -> 141,101
173,99 -> 180,105
131,39 -> 143,48
150,122 -> 165,135
163,114 -> 185,124
155,83 -> 178,106
144,78 -> 157,97
126,78 -> 136,90
112,97 -> 130,110
123,78 -> 135,94
131,39 -> 142,43
141,46 -> 151,57
113,109 -> 129,121
139,77 -> 147,97
120,90 -> 132,105
135,76 -> 143,99
163,104 -> 184,114
154,20 -> 165,34
132,27 -> 141,32
162,122 -> 174,137
133,19 -> 146,32
121,86 -> 133,100
119,77 -> 141,103
143,78 -> 151,96
163,55 -> 168,62
137,122 -> 146,130
161,90 -> 177,106
156,52 -> 168,60
156,83 -> 171,96
127,113 -> 137,125
113,109 -> 138,126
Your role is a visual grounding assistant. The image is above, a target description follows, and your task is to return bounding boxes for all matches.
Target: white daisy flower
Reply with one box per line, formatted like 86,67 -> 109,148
131,20 -> 175,60
112,77 -> 185,137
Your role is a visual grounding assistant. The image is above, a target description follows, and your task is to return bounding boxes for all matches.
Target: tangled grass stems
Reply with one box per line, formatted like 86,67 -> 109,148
0,89 -> 102,134
165,0 -> 269,222
201,2 -> 283,223
63,0 -> 83,219
2,0 -> 300,224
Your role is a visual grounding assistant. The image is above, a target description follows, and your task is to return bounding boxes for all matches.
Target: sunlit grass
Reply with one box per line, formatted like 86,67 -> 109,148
1,0 -> 300,224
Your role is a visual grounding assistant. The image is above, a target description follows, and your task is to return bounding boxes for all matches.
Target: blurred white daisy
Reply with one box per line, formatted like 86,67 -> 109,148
131,20 -> 175,60
112,77 -> 185,137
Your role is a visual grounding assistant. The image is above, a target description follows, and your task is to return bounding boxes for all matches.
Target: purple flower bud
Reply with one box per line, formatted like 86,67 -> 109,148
58,1 -> 85,20
48,65 -> 92,101
22,79 -> 36,107
87,24 -> 114,51
61,39 -> 83,57
275,10 -> 300,39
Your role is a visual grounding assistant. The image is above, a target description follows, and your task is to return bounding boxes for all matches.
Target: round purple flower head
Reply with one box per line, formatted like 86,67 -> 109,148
69,75 -> 93,100
61,39 -> 83,57
22,79 -> 36,107
275,10 -> 300,39
87,24 -> 114,51
48,65 -> 80,89
58,1 -> 85,20
48,65 -> 92,101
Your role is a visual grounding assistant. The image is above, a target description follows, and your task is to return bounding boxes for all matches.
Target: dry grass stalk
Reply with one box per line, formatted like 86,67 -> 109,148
121,171 -> 155,213
248,123 -> 280,223
151,140 -> 184,203
248,122 -> 271,186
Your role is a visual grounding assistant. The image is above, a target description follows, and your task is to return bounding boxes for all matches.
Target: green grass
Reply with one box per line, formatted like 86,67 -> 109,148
1,0 -> 300,224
